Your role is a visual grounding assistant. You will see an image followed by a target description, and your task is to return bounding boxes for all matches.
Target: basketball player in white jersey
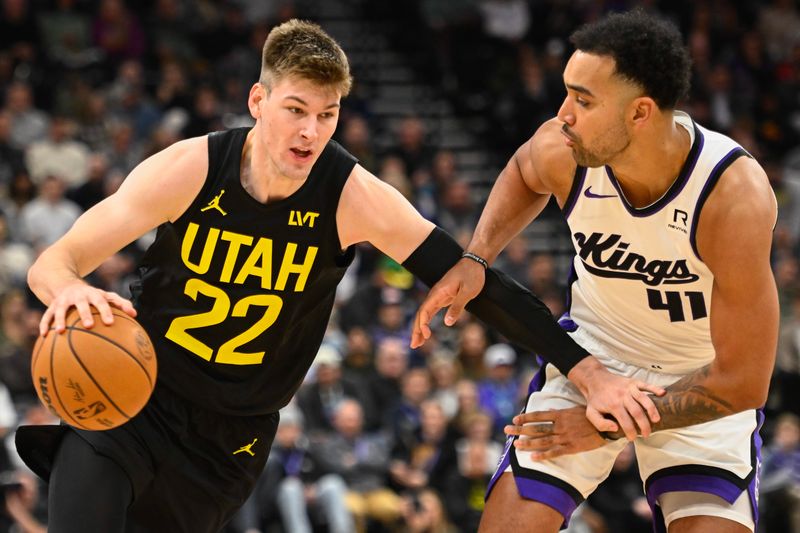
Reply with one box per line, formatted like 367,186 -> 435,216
412,9 -> 777,533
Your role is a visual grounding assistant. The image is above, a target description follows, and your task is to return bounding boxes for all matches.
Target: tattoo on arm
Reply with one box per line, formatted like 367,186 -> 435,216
607,365 -> 736,439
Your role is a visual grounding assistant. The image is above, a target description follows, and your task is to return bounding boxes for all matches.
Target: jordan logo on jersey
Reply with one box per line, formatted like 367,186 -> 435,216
201,190 -> 227,216
233,438 -> 258,457
574,232 -> 699,286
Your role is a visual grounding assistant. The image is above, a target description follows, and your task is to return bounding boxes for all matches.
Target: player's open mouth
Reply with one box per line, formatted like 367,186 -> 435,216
290,148 -> 313,160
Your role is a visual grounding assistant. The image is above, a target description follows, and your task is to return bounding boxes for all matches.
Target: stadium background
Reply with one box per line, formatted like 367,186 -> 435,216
1,0 -> 799,531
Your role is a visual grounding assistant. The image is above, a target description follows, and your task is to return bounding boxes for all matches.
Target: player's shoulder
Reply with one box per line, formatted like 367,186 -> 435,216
700,152 -> 776,237
516,118 -> 578,196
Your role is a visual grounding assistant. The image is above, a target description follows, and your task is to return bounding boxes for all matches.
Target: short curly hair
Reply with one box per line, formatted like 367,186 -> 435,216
569,9 -> 691,109
260,19 -> 352,96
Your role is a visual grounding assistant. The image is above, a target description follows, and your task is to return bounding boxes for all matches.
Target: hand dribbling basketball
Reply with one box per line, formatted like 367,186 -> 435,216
32,284 -> 157,430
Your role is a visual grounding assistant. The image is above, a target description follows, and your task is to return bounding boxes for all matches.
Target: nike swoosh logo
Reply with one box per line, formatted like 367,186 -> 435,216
584,186 -> 617,199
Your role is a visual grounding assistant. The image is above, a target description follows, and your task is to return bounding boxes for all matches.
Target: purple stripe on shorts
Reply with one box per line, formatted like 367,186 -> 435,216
485,435 -> 513,498
748,409 -> 765,528
527,363 -> 547,396
515,476 -> 579,524
488,364 -> 548,495
646,474 -> 743,506
557,314 -> 578,332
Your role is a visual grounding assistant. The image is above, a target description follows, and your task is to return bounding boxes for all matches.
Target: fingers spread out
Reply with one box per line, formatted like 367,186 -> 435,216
105,292 -> 137,317
39,308 -> 54,337
38,290 -> 136,338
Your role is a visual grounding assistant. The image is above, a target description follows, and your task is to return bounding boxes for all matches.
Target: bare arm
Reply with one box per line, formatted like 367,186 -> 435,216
337,164 -> 435,262
648,156 -> 778,429
584,156 -> 778,440
464,121 -> 572,263
29,136 -> 208,333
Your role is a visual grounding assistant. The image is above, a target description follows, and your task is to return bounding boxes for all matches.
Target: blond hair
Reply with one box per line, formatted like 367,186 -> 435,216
260,19 -> 352,96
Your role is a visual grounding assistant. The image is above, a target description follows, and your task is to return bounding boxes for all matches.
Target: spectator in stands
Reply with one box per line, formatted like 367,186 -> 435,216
477,343 -> 521,436
446,410 -> 503,532
389,116 -> 435,176
428,351 -> 461,420
67,153 -> 109,212
92,0 -> 145,68
390,399 -> 456,495
340,114 -> 378,172
776,290 -> 800,416
3,82 -> 48,149
234,407 -> 354,533
451,378 -> 482,437
0,172 -> 36,244
494,234 -> 530,286
437,179 -> 477,242
0,290 -> 36,403
760,413 -> 800,533
297,344 -> 374,435
19,175 -> 80,251
0,111 -> 26,190
399,488 -> 457,533
387,367 -> 433,442
25,115 -> 90,188
319,399 -> 401,533
455,321 -> 488,380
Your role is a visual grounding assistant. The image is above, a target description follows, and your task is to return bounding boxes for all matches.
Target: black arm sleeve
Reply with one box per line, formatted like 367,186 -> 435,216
402,227 -> 589,375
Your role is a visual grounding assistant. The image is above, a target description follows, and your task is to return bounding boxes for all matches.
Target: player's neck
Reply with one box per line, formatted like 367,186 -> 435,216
607,120 -> 691,208
241,129 -> 304,204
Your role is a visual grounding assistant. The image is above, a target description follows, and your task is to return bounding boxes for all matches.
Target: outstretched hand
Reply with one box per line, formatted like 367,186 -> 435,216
411,258 -> 486,348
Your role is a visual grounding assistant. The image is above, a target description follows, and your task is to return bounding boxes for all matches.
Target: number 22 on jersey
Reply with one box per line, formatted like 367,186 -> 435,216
165,278 -> 283,365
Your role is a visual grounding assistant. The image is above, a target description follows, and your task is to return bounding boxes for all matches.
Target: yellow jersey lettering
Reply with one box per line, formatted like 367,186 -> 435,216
275,243 -> 317,292
181,223 -> 220,274
234,237 -> 273,289
288,210 -> 319,227
219,231 -> 254,283
216,294 -> 283,365
165,278 -> 230,361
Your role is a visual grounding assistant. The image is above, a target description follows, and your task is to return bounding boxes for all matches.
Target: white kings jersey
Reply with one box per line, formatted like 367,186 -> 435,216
560,111 -> 751,374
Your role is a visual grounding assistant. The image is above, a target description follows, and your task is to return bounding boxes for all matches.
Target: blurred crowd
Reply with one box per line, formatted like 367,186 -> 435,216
0,0 -> 799,532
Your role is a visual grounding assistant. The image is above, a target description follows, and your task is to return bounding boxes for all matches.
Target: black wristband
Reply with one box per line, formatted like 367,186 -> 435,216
462,251 -> 489,269
402,227 -> 590,375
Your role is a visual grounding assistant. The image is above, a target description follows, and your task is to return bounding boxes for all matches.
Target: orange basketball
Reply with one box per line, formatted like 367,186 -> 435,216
31,308 -> 157,431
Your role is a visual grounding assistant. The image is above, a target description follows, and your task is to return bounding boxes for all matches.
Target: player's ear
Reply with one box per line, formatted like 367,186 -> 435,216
630,96 -> 655,126
248,83 -> 266,119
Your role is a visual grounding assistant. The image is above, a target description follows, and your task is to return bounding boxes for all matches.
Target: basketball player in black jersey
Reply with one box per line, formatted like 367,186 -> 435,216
19,20 -> 663,532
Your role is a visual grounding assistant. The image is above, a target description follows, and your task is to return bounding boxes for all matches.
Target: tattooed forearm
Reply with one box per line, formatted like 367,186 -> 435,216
606,365 -> 736,439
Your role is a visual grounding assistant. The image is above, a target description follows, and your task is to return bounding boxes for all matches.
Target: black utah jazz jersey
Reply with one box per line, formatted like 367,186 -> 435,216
132,128 -> 357,415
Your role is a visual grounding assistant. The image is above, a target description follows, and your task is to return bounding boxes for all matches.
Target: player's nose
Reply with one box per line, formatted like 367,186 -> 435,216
299,117 -> 319,142
557,98 -> 575,125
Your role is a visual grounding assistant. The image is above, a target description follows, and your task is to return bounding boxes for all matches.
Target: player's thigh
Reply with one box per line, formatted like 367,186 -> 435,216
48,431 -> 134,533
661,490 -> 754,533
637,410 -> 761,532
480,473 -> 563,533
669,515 -> 752,533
